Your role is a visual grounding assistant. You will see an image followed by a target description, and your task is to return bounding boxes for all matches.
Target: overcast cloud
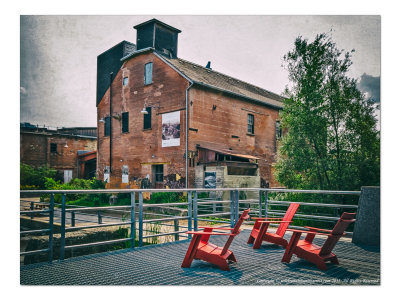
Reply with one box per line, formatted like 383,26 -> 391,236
20,15 -> 381,128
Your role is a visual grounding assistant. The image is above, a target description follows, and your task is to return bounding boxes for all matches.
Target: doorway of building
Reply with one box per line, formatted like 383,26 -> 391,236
64,170 -> 72,183
152,164 -> 164,189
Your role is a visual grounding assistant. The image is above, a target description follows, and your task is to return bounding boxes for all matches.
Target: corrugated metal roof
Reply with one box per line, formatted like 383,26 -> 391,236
198,145 -> 260,160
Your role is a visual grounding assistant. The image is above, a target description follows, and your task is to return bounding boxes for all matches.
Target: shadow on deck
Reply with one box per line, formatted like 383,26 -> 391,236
20,229 -> 380,285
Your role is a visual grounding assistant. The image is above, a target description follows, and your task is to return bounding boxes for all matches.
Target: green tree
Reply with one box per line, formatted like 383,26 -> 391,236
275,33 -> 380,192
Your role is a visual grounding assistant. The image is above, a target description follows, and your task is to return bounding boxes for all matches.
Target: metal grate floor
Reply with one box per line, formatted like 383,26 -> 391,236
20,229 -> 380,285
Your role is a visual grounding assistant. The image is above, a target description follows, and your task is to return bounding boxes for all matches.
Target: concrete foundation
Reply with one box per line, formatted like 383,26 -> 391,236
352,186 -> 380,246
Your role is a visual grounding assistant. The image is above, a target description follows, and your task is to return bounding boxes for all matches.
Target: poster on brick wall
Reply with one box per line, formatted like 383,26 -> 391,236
204,172 -> 216,189
162,111 -> 180,147
104,166 -> 110,183
122,165 -> 129,183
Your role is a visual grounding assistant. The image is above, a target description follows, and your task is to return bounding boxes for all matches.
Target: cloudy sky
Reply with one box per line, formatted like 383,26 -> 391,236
20,15 -> 380,127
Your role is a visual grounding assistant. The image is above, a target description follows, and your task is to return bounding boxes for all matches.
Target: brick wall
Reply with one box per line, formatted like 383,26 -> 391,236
97,52 -> 282,188
20,131 -> 97,178
97,52 -> 189,186
187,86 -> 281,187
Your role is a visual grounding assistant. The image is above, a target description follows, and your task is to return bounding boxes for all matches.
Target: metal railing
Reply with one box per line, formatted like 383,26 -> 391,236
20,188 -> 361,264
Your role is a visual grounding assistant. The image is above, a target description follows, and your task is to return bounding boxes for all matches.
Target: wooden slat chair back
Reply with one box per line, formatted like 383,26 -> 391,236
221,209 -> 250,255
276,203 -> 300,237
319,212 -> 356,256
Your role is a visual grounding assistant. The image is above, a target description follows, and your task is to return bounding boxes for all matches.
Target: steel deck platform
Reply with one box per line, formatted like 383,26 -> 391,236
20,229 -> 380,285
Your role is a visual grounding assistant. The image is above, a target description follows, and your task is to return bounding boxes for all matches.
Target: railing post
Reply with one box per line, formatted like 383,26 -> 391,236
48,193 -> 54,263
264,191 -> 268,218
60,194 -> 66,261
174,219 -> 179,241
230,190 -> 235,228
188,191 -> 192,240
30,201 -> 34,219
130,192 -> 136,249
235,190 -> 239,223
71,211 -> 75,227
97,211 -> 103,224
138,192 -> 143,247
193,191 -> 198,231
258,190 -> 263,218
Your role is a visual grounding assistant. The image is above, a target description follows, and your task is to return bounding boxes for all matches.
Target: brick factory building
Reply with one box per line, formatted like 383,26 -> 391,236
96,19 -> 284,189
20,123 -> 97,182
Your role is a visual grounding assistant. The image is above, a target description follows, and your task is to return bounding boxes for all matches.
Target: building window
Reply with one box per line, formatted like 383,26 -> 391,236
123,77 -> 129,86
154,164 -> 164,183
144,107 -> 152,130
144,62 -> 153,85
50,143 -> 57,153
276,120 -> 282,139
104,116 -> 111,136
122,112 -> 129,133
247,114 -> 254,134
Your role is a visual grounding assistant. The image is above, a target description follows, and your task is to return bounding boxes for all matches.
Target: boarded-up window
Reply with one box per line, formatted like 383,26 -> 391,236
247,114 -> 254,134
104,116 -> 111,136
122,112 -> 129,133
227,166 -> 257,176
144,107 -> 152,129
144,62 -> 153,85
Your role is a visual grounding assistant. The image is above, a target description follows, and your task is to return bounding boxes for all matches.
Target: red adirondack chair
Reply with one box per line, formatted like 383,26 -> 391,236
181,209 -> 250,271
247,203 -> 300,249
281,212 -> 356,270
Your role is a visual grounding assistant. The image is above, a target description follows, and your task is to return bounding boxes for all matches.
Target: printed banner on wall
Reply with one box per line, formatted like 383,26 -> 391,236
204,172 -> 216,189
122,165 -> 129,183
162,111 -> 180,147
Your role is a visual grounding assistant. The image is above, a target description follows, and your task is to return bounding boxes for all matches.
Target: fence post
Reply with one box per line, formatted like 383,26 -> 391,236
138,192 -> 143,247
71,211 -> 75,227
230,190 -> 235,228
60,194 -> 66,261
193,191 -> 198,231
130,192 -> 135,249
235,190 -> 239,223
174,219 -> 179,241
264,191 -> 268,218
48,193 -> 54,263
30,201 -> 34,219
97,211 -> 103,224
188,191 -> 192,240
258,190 -> 263,218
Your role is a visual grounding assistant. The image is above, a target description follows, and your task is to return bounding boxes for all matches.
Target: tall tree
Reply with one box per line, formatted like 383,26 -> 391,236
275,33 -> 380,192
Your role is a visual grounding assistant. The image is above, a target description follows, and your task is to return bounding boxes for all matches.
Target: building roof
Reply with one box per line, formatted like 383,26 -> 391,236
121,48 -> 284,109
133,18 -> 182,33
161,56 -> 284,109
197,143 -> 260,160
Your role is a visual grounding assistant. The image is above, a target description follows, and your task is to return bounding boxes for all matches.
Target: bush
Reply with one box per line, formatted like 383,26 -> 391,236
41,177 -> 108,205
20,163 -> 58,190
149,192 -> 187,204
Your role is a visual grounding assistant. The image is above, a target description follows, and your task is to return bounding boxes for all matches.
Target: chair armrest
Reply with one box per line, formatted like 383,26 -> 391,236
258,220 -> 292,224
304,226 -> 332,233
185,231 -> 236,236
198,226 -> 234,231
286,229 -> 331,236
252,217 -> 283,221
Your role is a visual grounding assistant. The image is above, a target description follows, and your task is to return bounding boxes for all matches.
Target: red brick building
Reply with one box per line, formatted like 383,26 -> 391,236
20,123 -> 97,182
96,19 -> 283,189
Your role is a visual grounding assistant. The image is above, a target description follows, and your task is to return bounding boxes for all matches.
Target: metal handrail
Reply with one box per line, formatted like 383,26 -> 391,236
20,188 -> 361,264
